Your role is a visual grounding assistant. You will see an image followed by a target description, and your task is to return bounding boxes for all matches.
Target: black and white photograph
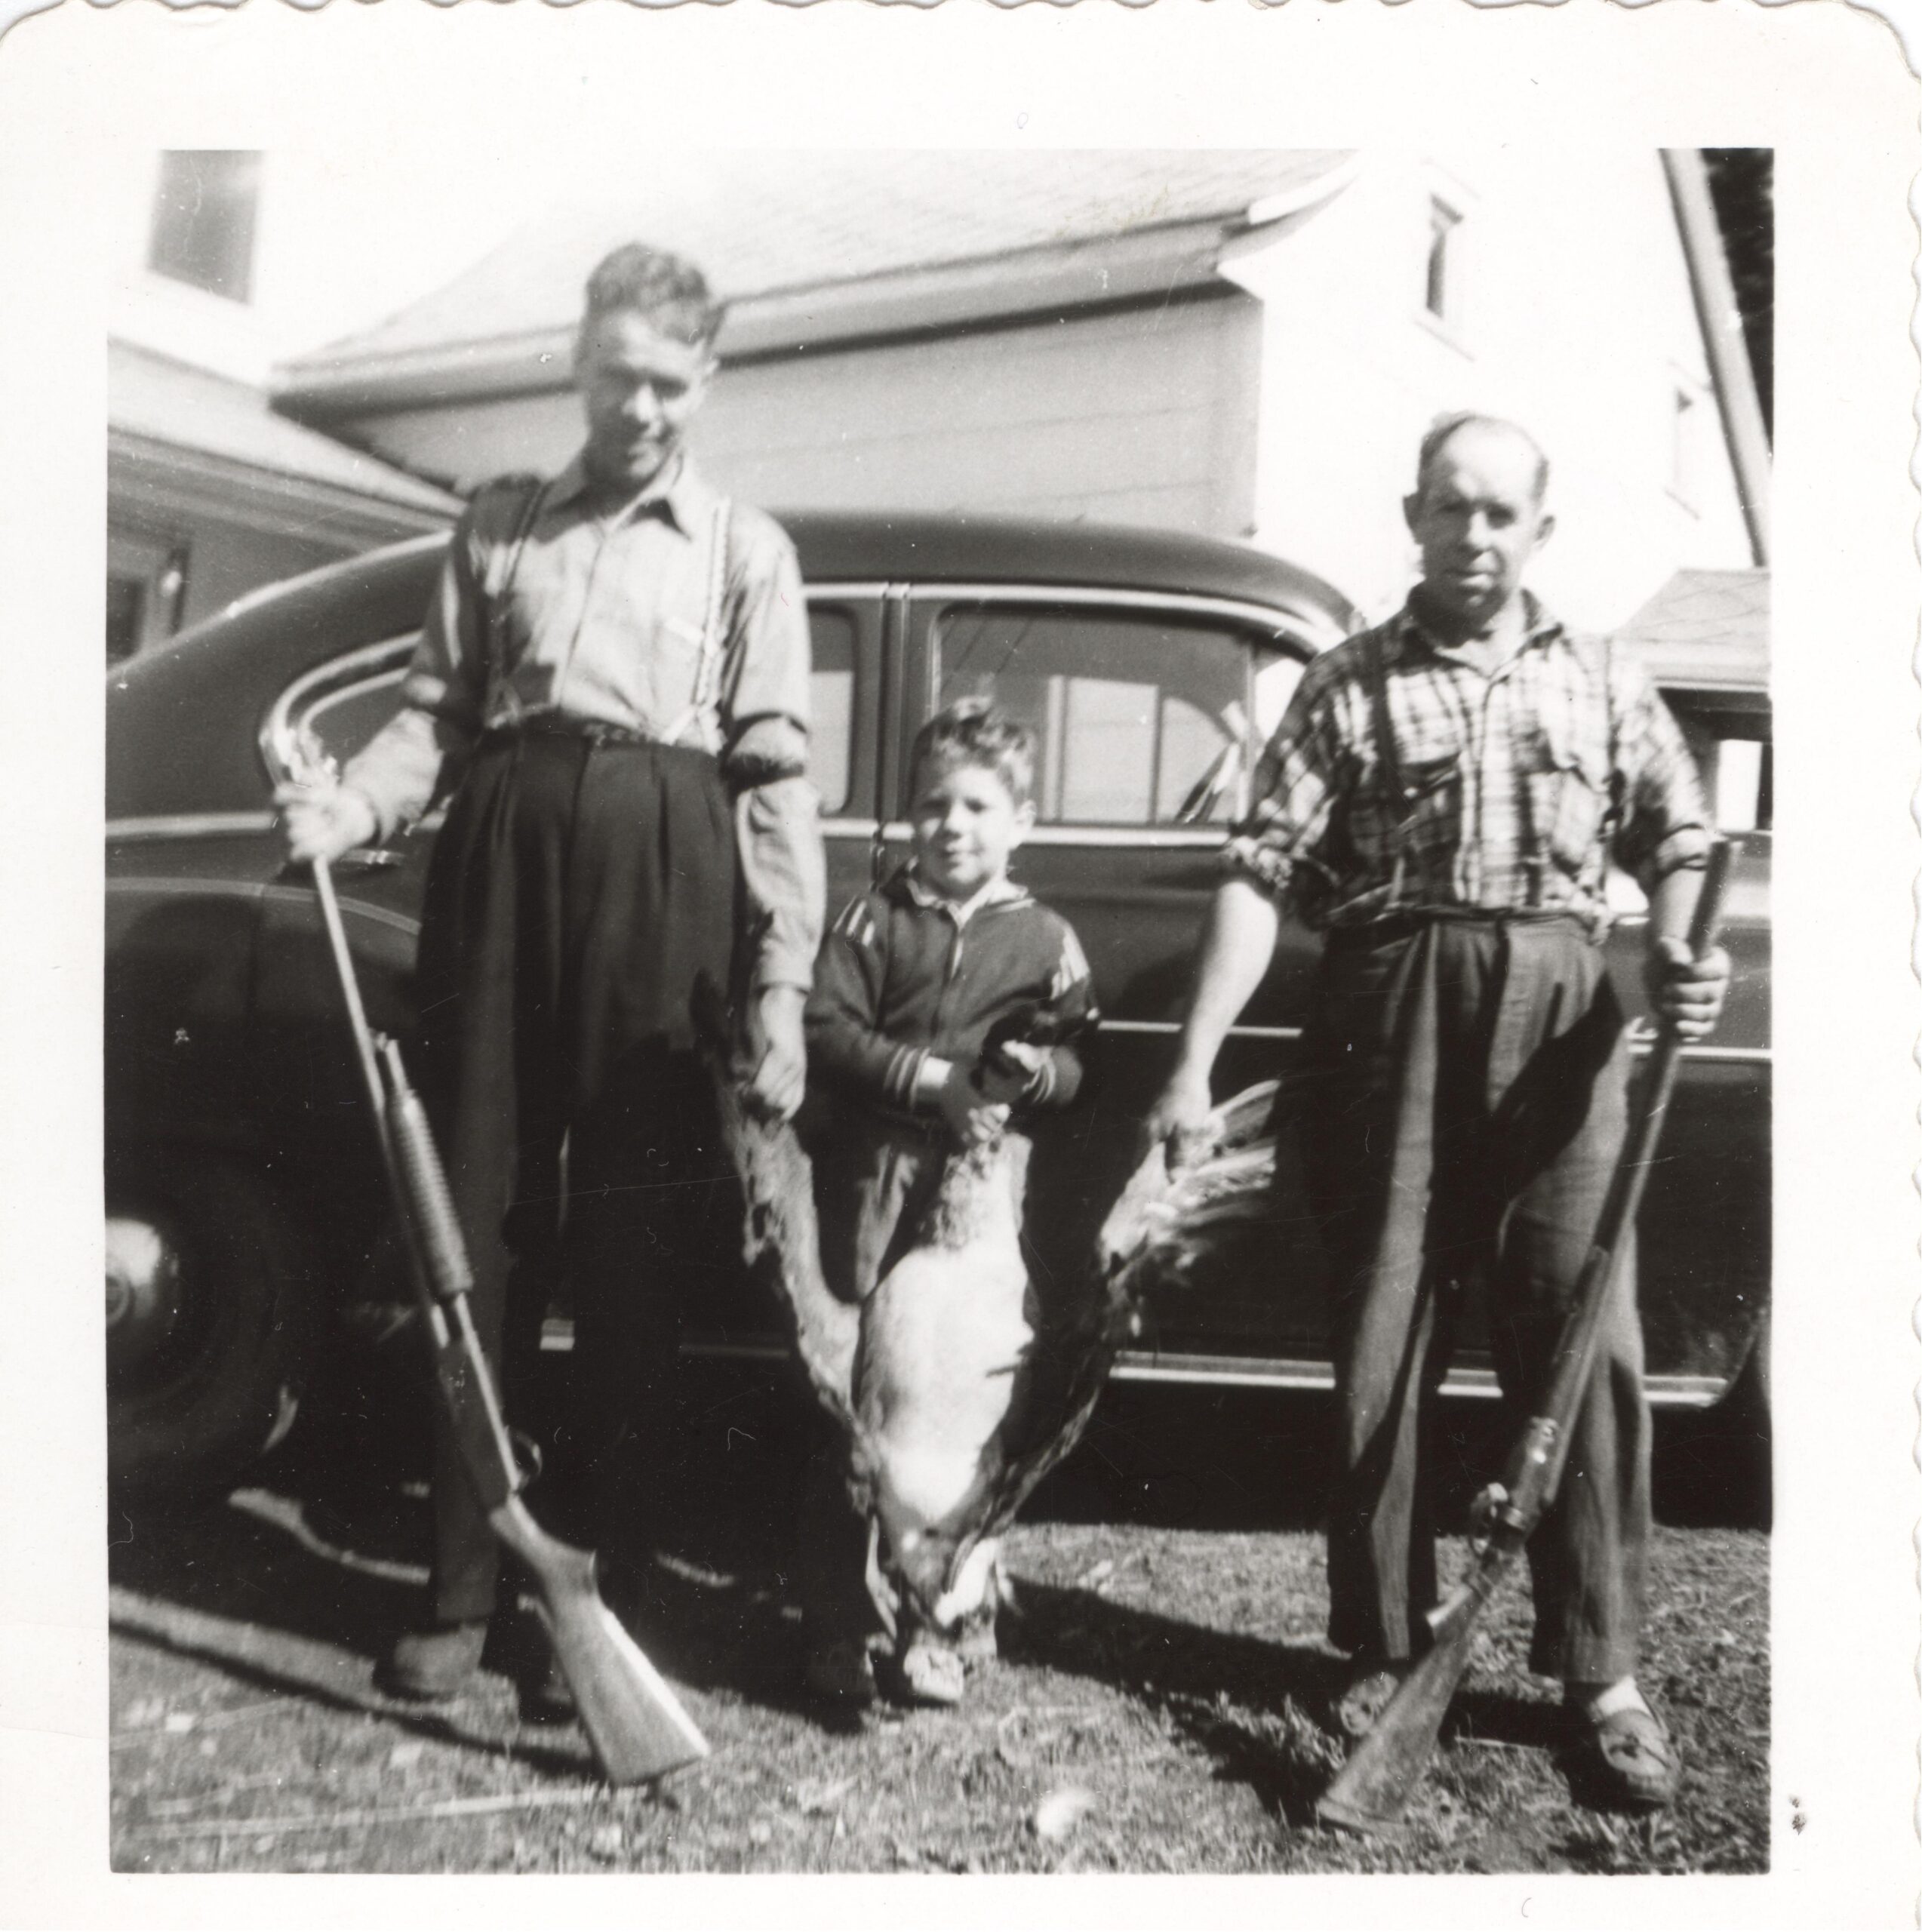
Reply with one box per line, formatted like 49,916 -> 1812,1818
2,2 -> 1916,1923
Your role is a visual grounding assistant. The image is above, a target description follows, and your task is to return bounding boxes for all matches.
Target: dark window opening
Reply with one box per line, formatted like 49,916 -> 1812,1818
1425,198 -> 1462,321
149,150 -> 261,303
106,577 -> 145,666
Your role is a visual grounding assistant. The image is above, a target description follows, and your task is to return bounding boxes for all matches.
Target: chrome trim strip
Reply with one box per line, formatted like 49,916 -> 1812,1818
106,875 -> 263,903
823,819 -> 881,839
1629,1041 -> 1773,1066
548,1321 -> 1732,1407
1023,825 -> 1229,851
261,632 -> 420,783
107,812 -> 277,841
1100,1020 -> 1304,1042
259,881 -> 420,938
882,820 -> 1235,849
917,581 -> 1346,651
105,872 -> 423,940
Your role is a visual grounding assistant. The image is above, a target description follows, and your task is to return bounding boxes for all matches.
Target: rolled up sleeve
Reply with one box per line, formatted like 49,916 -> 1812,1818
736,775 -> 826,992
1609,653 -> 1712,894
1222,666 -> 1343,918
721,517 -> 826,992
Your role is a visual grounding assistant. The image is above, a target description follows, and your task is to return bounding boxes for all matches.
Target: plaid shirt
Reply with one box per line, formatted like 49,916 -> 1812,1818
1224,596 -> 1711,932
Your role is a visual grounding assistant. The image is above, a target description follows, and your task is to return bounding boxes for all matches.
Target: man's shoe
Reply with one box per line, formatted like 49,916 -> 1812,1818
378,1619 -> 488,1702
1329,1657 -> 1409,1744
1567,1690 -> 1681,1811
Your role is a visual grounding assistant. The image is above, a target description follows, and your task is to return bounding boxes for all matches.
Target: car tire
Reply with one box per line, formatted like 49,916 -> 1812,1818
106,1150 -> 314,1499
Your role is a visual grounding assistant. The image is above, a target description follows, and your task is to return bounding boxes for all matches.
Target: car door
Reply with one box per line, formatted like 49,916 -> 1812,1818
893,584 -> 1335,1377
250,590 -> 890,1346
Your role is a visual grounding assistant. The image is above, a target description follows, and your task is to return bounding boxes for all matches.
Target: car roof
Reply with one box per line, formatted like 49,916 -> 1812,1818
106,512 -> 1366,819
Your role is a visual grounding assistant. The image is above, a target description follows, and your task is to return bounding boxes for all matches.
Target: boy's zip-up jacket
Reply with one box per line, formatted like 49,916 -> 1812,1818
806,864 -> 1099,1122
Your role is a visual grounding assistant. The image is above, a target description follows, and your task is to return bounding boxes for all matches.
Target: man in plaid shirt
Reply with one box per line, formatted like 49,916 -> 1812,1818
1144,413 -> 1730,1812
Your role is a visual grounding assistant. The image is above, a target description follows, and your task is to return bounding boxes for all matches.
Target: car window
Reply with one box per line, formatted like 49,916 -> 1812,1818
281,607 -> 858,812
1252,646 -> 1305,741
1607,690 -> 1772,915
932,604 -> 1262,826
1665,693 -> 1772,835
806,606 -> 856,814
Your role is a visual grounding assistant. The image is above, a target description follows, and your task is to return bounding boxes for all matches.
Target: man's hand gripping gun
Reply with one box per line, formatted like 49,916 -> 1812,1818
294,750 -> 709,1786
1316,837 -> 1734,1836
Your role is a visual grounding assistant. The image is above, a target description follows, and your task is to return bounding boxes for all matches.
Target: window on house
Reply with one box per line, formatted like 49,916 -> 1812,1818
931,605 -> 1263,827
149,151 -> 261,303
106,577 -> 146,667
1425,198 -> 1462,323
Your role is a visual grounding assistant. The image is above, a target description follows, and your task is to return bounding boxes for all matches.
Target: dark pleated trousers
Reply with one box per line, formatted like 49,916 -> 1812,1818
411,733 -> 737,1626
1302,914 -> 1650,1685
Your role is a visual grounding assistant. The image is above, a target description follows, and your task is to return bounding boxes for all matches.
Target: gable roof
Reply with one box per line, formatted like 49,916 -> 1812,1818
1616,567 -> 1769,693
277,149 -> 1354,414
111,340 -> 461,521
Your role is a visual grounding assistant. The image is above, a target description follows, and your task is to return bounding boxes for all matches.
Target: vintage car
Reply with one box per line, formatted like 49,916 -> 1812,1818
105,515 -> 1772,1496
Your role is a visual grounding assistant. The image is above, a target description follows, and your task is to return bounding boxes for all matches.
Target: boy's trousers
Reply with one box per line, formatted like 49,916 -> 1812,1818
1301,910 -> 1650,1687
412,729 -> 738,1629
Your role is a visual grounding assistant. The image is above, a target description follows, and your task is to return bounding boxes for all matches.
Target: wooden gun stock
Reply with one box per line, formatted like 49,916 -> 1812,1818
1318,840 -> 1735,1835
309,855 -> 709,1785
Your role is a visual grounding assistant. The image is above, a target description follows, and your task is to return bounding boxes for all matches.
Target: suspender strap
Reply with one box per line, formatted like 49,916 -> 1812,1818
1365,625 -> 1413,911
666,497 -> 732,748
1366,625 -> 1410,810
481,479 -> 547,726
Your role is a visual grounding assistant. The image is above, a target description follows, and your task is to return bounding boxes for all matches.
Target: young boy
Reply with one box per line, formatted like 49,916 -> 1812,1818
800,700 -> 1098,1707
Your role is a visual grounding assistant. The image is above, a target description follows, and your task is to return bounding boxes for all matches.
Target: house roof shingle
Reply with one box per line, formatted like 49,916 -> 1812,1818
1615,567 -> 1770,692
110,340 -> 463,518
288,149 -> 1355,374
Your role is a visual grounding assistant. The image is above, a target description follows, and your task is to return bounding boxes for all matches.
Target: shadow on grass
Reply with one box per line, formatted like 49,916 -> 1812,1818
109,1613 -> 592,1782
1001,1576 -> 1349,1827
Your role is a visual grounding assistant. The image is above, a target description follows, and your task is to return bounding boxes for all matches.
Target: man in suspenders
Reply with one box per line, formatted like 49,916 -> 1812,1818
1143,414 -> 1730,1811
281,245 -> 825,1709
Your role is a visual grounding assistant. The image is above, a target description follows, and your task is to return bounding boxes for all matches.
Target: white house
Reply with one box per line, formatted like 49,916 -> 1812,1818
109,152 -> 461,663
274,148 -> 1766,637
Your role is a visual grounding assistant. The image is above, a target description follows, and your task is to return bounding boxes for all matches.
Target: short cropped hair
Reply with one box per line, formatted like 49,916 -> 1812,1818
1414,411 -> 1551,506
909,698 -> 1036,809
577,243 -> 724,352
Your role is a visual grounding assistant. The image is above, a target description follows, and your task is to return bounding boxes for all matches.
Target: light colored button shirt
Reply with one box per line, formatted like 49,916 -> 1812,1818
344,451 -> 824,989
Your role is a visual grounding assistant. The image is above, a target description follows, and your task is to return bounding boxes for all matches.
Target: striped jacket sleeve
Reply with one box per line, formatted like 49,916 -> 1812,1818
1021,914 -> 1099,1111
804,894 -> 923,1109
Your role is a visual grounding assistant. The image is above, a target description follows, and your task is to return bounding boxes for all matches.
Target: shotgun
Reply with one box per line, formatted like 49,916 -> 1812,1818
307,848 -> 709,1786
1317,837 -> 1735,1835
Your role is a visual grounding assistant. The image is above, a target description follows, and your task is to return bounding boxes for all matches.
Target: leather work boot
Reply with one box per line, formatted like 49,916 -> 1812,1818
378,1618 -> 488,1701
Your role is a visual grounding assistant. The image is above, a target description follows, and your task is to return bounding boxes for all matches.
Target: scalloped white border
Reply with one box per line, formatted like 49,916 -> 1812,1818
1,4 -> 1916,1926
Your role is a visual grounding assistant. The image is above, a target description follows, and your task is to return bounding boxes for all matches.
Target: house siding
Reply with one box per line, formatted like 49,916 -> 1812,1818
334,293 -> 1265,540
1225,152 -> 1757,632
